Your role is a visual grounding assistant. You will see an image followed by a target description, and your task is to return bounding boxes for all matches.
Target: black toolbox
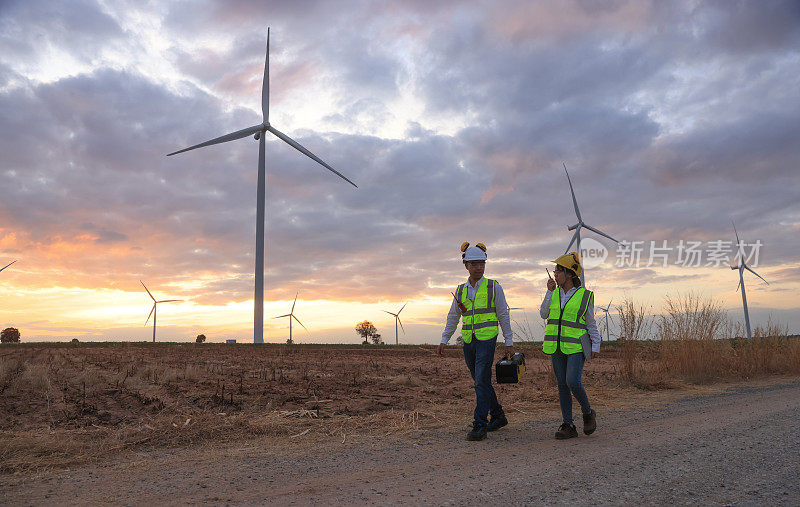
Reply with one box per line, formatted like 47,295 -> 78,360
495,352 -> 526,384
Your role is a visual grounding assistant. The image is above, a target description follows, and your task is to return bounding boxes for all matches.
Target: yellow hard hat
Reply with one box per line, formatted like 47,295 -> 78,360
553,252 -> 582,277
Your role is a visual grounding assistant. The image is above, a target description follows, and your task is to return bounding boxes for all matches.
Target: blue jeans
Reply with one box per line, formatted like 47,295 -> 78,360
463,336 -> 504,428
551,350 -> 592,425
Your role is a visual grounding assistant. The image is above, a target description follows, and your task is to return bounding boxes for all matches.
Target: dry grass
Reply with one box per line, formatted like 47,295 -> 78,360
1,309 -> 799,476
615,296 -> 654,382
633,293 -> 800,385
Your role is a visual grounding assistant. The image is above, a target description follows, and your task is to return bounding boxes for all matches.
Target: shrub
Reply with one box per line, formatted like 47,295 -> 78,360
1,327 -> 20,343
196,334 -> 207,343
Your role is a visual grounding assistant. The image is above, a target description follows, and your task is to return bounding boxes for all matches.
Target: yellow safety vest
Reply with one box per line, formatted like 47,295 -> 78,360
543,287 -> 593,355
457,278 -> 498,344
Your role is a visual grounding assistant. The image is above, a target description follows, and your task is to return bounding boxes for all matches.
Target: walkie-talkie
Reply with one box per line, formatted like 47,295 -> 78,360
451,291 -> 467,313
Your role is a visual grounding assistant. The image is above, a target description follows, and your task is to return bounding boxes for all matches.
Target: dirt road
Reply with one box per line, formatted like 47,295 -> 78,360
3,379 -> 798,505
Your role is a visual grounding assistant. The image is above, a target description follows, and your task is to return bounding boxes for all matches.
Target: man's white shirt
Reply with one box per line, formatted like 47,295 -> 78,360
441,276 -> 514,346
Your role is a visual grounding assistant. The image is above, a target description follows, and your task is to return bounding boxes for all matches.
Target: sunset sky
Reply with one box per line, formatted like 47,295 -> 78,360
1,0 -> 799,343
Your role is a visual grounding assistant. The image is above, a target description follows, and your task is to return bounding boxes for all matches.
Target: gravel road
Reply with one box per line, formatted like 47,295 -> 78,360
3,379 -> 798,505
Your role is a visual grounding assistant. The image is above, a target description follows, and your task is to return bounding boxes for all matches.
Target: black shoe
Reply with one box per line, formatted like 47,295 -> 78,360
555,422 -> 578,440
467,423 -> 487,441
583,409 -> 597,435
487,414 -> 508,432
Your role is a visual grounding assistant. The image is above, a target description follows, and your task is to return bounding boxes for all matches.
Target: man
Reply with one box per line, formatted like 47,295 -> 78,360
437,242 -> 515,441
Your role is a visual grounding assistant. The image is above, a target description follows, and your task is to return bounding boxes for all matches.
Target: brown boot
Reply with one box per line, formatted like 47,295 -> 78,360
583,409 -> 597,435
555,422 -> 578,440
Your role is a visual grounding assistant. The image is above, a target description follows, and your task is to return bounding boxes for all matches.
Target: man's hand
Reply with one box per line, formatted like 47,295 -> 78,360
437,343 -> 445,357
547,278 -> 557,291
505,345 -> 516,358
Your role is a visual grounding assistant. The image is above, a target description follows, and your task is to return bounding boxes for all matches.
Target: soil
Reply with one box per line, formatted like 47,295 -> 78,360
1,377 -> 798,505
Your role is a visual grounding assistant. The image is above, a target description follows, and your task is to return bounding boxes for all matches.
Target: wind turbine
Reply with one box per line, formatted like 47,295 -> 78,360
0,260 -> 16,273
141,281 -> 181,343
730,221 -> 768,339
562,163 -> 619,284
273,292 -> 307,344
167,28 -> 357,344
383,302 -> 408,345
597,299 -> 613,342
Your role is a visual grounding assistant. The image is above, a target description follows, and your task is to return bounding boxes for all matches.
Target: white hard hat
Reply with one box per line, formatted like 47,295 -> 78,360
461,242 -> 487,262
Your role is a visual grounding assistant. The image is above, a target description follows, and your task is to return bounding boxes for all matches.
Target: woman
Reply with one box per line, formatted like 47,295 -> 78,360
540,252 -> 600,439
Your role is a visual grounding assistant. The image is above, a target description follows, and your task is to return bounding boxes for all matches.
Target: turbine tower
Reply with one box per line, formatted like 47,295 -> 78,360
383,302 -> 408,345
141,281 -> 181,343
598,299 -> 613,342
562,163 -> 619,284
168,28 -> 357,343
273,292 -> 307,344
0,260 -> 16,273
730,221 -> 768,339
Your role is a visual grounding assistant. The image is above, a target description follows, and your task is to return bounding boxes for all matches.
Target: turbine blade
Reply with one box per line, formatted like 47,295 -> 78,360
583,223 -> 620,243
732,220 -> 745,259
398,301 -> 408,314
268,27 -> 269,124
145,303 -> 155,326
167,124 -> 263,156
565,228 -> 580,254
397,317 -> 405,334
605,298 -> 613,311
274,313 -> 291,319
293,314 -> 308,331
563,163 -> 582,222
291,292 -> 298,314
735,276 -> 742,292
158,299 -> 181,303
0,260 -> 16,272
140,280 -> 156,302
383,310 -> 397,316
267,125 -> 358,188
744,265 -> 769,285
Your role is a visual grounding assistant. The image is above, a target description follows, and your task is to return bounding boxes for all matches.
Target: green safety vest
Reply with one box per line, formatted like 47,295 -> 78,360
457,278 -> 499,344
543,287 -> 593,355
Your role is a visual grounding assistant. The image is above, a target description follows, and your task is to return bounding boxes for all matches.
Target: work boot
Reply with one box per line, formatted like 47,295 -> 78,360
467,423 -> 487,441
487,414 -> 508,432
555,422 -> 578,440
583,409 -> 597,435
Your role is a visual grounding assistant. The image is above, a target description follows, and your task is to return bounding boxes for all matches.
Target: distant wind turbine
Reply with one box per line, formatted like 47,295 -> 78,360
273,292 -> 307,344
141,281 -> 181,343
0,260 -> 16,273
598,299 -> 613,342
383,302 -> 408,345
562,163 -> 619,284
730,221 -> 768,339
167,28 -> 357,344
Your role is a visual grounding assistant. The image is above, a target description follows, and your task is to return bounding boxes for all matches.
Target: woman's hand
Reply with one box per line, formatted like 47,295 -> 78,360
547,278 -> 557,291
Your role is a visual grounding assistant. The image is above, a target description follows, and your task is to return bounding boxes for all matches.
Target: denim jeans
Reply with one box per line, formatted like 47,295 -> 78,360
463,336 -> 504,428
551,350 -> 592,425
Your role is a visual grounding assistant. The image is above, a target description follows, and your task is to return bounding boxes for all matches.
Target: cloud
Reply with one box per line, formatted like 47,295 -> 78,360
0,0 -> 125,71
2,0 -> 800,338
